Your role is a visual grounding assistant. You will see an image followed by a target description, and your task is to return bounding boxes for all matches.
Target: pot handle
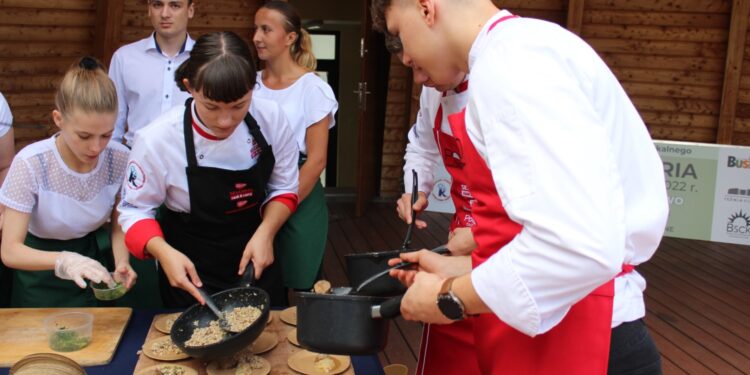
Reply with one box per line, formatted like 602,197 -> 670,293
372,295 -> 403,319
400,170 -> 418,251
240,261 -> 256,288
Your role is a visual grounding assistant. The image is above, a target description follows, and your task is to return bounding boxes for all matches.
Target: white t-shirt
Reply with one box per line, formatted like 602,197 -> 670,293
254,72 -> 338,155
117,97 -> 300,234
0,92 -> 12,138
0,136 -> 129,240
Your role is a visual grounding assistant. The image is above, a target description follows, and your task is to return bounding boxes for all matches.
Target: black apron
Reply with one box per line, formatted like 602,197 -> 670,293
159,99 -> 284,308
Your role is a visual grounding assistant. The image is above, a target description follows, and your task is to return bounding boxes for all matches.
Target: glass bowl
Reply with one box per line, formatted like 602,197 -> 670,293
90,273 -> 128,301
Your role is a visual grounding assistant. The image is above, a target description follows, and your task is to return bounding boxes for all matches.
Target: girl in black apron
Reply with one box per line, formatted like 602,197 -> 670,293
117,32 -> 299,308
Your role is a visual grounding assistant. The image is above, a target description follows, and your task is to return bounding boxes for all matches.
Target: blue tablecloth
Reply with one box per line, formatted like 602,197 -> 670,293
0,309 -> 385,375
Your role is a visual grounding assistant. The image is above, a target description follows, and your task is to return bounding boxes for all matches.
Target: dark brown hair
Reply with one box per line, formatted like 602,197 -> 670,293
371,0 -> 393,32
259,0 -> 316,71
175,31 -> 257,103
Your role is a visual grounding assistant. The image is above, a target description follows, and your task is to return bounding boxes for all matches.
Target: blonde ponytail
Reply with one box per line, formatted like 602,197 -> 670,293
56,56 -> 117,117
293,28 -> 317,71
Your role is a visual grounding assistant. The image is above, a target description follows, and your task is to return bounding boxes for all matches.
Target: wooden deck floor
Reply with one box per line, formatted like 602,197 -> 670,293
320,201 -> 750,375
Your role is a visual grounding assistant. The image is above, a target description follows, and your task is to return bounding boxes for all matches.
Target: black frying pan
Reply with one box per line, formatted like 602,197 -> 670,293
345,170 -> 419,296
296,292 -> 403,355
170,264 -> 270,360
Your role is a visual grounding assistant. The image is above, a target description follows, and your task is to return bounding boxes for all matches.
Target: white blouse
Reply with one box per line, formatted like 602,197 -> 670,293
254,72 -> 338,155
0,136 -> 129,240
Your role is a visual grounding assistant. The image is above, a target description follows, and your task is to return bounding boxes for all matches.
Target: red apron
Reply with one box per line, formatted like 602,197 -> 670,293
416,81 -> 481,375
428,13 -> 623,374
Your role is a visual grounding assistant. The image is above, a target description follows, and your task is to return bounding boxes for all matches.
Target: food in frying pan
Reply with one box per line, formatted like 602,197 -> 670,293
185,306 -> 263,347
225,306 -> 262,332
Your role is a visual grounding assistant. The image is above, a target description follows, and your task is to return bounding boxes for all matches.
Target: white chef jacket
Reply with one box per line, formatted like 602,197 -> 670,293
0,136 -> 129,240
109,33 -> 195,147
254,72 -> 338,155
0,92 -> 12,137
463,11 -> 669,336
117,97 -> 300,255
403,83 -> 469,194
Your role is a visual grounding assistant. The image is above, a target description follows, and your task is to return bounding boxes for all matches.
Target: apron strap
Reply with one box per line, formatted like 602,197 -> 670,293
182,98 -> 272,167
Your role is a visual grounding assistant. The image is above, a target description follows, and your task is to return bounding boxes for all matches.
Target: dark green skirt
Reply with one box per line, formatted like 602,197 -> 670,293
10,229 -> 162,308
276,178 -> 329,289
11,231 -> 106,307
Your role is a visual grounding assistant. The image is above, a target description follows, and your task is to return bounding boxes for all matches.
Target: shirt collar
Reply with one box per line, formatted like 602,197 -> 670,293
468,9 -> 513,71
147,32 -> 194,56
191,102 -> 221,141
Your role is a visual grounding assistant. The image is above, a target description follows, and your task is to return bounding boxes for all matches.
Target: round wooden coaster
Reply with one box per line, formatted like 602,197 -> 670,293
153,313 -> 181,335
141,336 -> 189,361
287,350 -> 351,375
206,356 -> 271,375
134,364 -> 198,375
279,306 -> 297,326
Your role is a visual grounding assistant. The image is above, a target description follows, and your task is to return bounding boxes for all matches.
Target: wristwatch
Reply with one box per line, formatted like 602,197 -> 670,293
436,277 -> 467,321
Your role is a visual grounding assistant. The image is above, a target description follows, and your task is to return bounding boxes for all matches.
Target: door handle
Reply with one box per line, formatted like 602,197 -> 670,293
353,82 -> 372,111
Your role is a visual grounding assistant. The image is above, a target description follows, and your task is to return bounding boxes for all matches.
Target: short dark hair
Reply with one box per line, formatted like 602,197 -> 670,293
371,0 -> 392,32
174,31 -> 257,103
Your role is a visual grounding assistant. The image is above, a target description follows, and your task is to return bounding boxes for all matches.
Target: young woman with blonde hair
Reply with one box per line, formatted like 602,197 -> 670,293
253,1 -> 338,292
0,57 -> 137,307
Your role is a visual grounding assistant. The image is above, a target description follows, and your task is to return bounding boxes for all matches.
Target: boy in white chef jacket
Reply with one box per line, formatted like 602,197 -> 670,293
374,1 -> 668,374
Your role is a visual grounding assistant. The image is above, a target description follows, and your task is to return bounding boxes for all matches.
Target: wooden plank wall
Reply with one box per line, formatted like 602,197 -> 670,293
0,0 -> 98,149
581,0 -> 732,144
0,0 -> 262,150
119,0 -> 259,48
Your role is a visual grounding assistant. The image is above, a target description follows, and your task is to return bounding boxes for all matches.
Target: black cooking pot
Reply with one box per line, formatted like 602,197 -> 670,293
296,292 -> 403,355
345,170 -> 419,296
170,265 -> 270,360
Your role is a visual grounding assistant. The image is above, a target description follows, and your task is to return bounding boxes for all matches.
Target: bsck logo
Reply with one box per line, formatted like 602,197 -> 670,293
726,210 -> 750,238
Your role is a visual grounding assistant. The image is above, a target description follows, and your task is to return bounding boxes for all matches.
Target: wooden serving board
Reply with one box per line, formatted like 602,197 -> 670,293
133,310 -> 357,375
0,307 -> 132,367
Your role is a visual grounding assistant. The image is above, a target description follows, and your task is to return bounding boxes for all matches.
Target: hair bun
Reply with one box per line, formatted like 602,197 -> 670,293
79,56 -> 100,70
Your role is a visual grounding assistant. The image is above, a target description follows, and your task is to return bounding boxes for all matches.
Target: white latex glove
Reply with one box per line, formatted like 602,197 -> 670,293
54,251 -> 113,288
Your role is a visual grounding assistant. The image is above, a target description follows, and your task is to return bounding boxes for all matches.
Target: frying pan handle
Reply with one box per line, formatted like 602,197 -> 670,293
400,170 -> 418,251
240,261 -> 256,288
372,295 -> 404,319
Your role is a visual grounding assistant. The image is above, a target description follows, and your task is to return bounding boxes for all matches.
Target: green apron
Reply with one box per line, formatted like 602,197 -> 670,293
10,228 -> 163,308
276,157 -> 329,289
11,230 -> 107,307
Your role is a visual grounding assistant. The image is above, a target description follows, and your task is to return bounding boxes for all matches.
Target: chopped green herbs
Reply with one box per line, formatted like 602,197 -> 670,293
49,329 -> 91,352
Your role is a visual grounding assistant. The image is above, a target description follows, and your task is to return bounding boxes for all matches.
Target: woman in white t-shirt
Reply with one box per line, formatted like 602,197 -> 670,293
0,57 -> 137,307
253,1 -> 338,291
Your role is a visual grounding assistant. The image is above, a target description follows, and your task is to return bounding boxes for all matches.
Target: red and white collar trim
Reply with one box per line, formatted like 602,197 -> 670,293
191,103 -> 221,141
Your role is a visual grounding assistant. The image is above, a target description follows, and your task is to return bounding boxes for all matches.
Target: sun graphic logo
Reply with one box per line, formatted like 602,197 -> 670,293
726,210 -> 750,238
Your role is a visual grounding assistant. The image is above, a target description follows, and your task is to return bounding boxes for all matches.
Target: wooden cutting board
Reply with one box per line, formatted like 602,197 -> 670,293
0,307 -> 132,367
133,310 -> 356,375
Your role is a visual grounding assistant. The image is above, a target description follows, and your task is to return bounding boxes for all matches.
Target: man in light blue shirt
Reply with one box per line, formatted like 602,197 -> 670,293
109,0 -> 195,147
